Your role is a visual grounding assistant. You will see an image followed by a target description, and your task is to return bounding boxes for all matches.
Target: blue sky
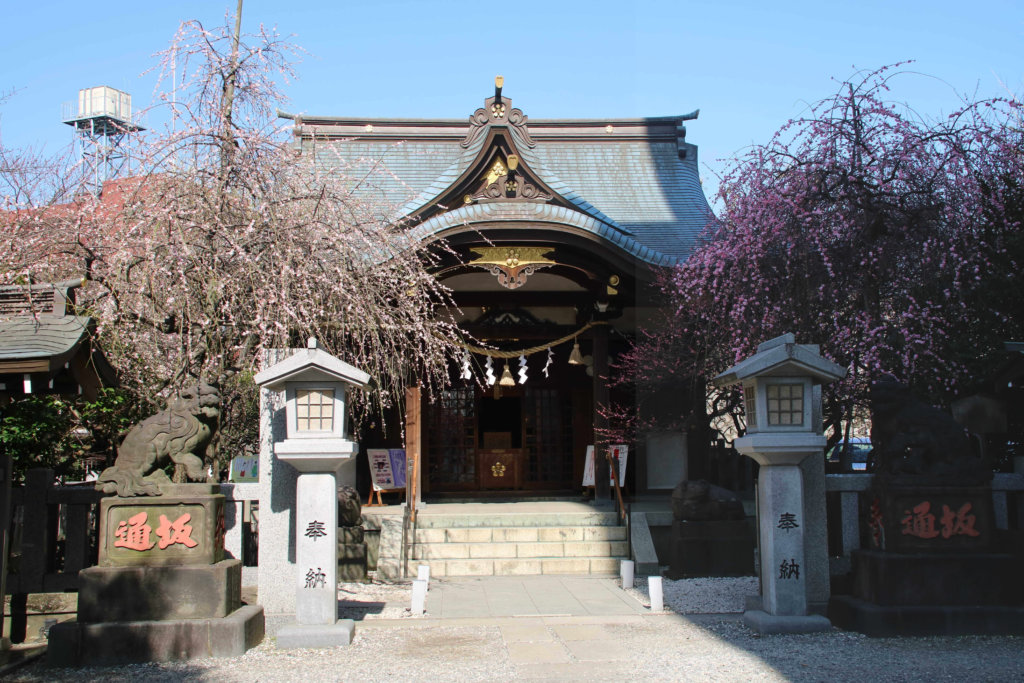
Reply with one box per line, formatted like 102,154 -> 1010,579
2,0 -> 1021,200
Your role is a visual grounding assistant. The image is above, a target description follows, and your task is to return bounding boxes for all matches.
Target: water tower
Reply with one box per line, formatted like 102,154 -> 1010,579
62,86 -> 143,196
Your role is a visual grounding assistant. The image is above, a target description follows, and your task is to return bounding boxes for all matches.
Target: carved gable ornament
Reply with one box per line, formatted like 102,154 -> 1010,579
461,77 -> 536,149
455,78 -> 552,205
469,246 -> 556,289
466,155 -> 552,203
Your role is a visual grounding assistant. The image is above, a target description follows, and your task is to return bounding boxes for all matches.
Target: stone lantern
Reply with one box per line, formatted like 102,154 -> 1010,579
713,333 -> 845,633
254,339 -> 370,648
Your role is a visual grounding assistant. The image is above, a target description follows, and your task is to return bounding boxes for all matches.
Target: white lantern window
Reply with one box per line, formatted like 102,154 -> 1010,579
767,383 -> 804,426
295,388 -> 335,432
743,385 -> 757,429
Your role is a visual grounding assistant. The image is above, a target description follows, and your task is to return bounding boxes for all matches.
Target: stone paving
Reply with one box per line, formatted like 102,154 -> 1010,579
5,575 -> 1024,681
421,575 -> 645,618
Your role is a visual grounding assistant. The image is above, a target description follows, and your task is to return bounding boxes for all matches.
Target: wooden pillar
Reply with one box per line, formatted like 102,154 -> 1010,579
0,453 -> 11,644
404,386 -> 422,513
592,325 -> 610,501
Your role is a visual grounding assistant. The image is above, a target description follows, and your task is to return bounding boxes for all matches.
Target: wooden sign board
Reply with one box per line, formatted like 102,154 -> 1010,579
582,444 -> 628,487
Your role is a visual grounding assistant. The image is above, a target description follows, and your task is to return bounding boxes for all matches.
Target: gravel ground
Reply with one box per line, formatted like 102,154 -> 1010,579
9,577 -> 1024,682
624,576 -> 760,613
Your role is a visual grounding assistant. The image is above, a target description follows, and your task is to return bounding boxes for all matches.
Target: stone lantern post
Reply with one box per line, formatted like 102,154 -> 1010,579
254,339 -> 370,648
713,333 -> 844,633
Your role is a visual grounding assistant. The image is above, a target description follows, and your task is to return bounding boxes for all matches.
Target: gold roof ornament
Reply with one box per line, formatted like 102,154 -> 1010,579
469,246 -> 556,289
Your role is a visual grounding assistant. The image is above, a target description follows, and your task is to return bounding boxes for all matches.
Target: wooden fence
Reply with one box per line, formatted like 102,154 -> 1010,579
4,468 -> 103,643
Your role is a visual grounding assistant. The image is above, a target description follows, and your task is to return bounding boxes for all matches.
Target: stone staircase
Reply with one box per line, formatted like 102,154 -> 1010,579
367,502 -> 629,578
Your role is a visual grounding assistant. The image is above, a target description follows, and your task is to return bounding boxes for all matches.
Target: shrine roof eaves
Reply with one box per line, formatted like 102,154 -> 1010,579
281,105 -> 715,265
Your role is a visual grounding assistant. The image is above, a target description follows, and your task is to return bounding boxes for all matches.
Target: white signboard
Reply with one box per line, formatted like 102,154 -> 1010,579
229,455 -> 259,483
368,448 -> 407,491
582,444 -> 628,487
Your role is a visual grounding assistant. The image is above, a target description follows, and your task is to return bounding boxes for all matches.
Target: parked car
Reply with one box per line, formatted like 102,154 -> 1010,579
826,437 -> 872,473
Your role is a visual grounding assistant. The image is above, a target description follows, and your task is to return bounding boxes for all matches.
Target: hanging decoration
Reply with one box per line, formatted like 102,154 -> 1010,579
499,362 -> 516,387
542,347 -> 554,378
568,338 -> 585,365
447,320 -> 609,387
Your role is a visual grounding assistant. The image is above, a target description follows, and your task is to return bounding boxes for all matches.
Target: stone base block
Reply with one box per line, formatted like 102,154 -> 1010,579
870,483 -> 994,553
98,489 -> 226,567
852,550 -> 1022,606
78,559 -> 242,622
47,604 -> 264,666
829,595 -> 1024,637
339,543 -> 367,583
276,620 -> 355,649
742,609 -> 832,634
667,520 -> 754,579
338,527 -> 364,544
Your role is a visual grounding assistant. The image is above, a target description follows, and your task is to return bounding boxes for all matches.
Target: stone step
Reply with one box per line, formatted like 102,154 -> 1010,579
411,510 -> 622,529
419,556 -> 626,577
413,525 -> 626,544
366,503 -> 629,578
410,539 -> 629,561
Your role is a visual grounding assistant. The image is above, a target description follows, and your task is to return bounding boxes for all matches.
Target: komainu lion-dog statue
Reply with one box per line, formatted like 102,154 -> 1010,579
96,382 -> 221,497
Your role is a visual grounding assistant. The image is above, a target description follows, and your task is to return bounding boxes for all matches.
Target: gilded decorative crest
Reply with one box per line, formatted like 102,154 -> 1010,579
469,247 -> 556,290
468,155 -> 552,203
491,462 -> 506,477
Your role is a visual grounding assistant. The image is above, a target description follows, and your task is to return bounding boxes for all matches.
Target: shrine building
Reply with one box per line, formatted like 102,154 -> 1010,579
281,79 -> 715,503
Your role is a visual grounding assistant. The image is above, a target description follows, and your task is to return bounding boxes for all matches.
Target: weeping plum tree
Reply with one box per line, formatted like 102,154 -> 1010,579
2,10 -> 462,475
611,65 -> 1024,446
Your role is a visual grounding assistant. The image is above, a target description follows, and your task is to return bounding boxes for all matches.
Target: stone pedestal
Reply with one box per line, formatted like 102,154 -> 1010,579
338,527 -> 368,583
78,560 -> 241,622
829,479 -> 1024,636
667,519 -> 753,579
830,549 -> 1024,636
868,481 -> 995,553
755,466 -> 807,616
48,485 -> 264,665
97,485 -> 226,566
734,433 -> 833,634
851,549 -> 1022,606
295,472 -> 339,624
275,451 -> 357,648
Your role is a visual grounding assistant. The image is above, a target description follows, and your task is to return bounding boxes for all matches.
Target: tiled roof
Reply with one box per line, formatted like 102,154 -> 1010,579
0,315 -> 93,363
288,104 -> 716,266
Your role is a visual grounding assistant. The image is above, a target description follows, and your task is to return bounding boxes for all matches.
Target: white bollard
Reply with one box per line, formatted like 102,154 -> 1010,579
411,579 -> 428,615
621,559 -> 635,590
649,576 -> 664,612
417,564 -> 431,588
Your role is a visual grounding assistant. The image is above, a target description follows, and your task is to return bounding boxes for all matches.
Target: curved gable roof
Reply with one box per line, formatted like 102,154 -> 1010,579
283,88 -> 715,266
